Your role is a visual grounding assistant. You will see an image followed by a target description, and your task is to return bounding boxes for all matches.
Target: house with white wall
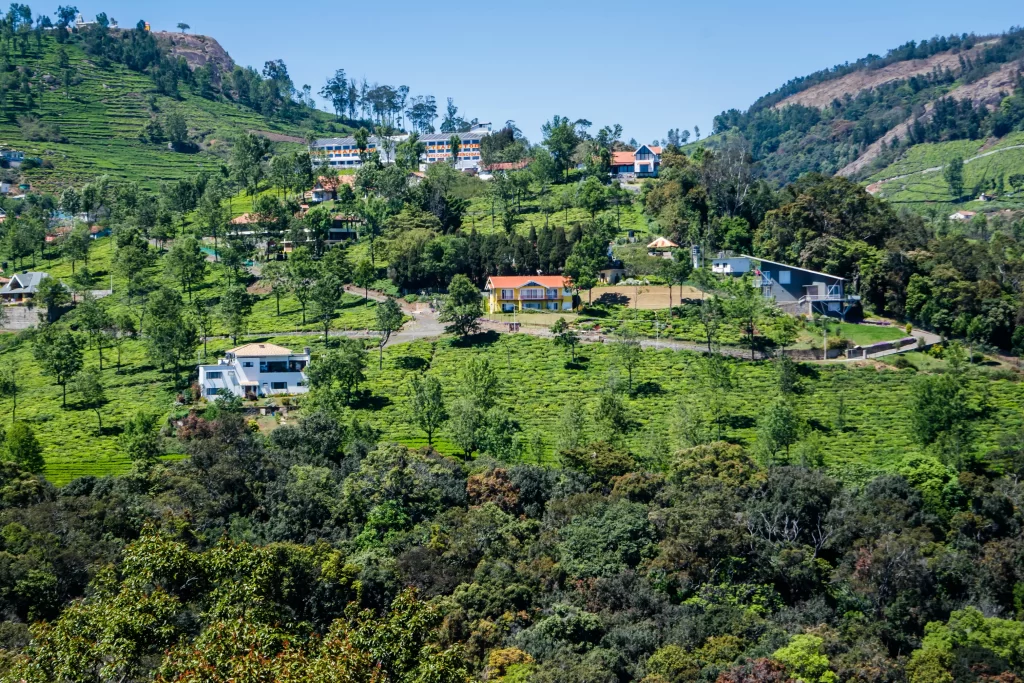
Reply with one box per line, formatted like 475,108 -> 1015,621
198,343 -> 310,400
610,145 -> 661,178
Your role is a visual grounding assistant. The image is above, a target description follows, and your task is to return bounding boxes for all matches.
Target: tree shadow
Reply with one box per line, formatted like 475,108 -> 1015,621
341,298 -> 372,310
350,391 -> 391,411
564,361 -> 587,371
450,330 -> 500,348
594,292 -> 630,307
631,381 -> 664,398
796,364 -> 820,380
99,424 -> 124,437
395,356 -> 429,371
724,414 -> 756,430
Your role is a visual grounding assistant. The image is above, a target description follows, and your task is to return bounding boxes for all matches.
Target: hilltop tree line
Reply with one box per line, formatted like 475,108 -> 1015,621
711,26 -> 1024,184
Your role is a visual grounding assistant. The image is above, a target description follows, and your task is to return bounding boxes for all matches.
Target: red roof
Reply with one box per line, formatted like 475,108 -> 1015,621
486,275 -> 568,289
649,146 -> 662,154
315,175 -> 339,191
611,151 -> 635,165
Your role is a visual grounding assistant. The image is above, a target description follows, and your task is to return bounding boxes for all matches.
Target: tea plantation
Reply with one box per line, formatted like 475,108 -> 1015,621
1,34 -> 324,191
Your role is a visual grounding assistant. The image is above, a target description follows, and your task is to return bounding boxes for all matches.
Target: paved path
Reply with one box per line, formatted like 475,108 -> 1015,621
867,144 -> 1024,194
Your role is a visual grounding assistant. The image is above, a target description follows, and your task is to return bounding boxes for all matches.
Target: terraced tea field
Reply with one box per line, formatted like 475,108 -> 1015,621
0,34 -> 322,191
347,335 -> 1024,483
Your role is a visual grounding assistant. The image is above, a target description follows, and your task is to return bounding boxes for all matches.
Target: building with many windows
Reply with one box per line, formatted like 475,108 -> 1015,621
198,343 -> 310,400
484,276 -> 574,313
311,123 -> 492,173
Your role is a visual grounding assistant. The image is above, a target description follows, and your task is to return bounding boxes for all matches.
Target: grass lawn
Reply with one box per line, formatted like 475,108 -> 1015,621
798,322 -> 909,348
334,335 -> 1024,483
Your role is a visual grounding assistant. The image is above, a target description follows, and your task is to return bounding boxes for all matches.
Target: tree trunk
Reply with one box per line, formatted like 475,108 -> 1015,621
379,344 -> 384,370
61,383 -> 66,408
275,294 -> 280,316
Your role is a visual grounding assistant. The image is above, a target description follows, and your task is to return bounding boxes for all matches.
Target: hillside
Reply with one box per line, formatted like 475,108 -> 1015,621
0,28 -> 339,192
712,27 -> 1024,199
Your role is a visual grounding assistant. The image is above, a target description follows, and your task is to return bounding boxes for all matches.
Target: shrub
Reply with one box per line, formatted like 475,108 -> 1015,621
18,116 -> 67,143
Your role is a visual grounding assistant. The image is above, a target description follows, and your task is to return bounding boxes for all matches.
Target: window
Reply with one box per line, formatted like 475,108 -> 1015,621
523,302 -> 541,310
546,302 -> 559,310
547,288 -> 559,299
779,270 -> 791,284
502,303 -> 515,312
261,361 -> 289,373
828,302 -> 841,312
501,289 -> 514,300
271,382 -> 288,390
206,371 -> 222,379
242,361 -> 254,367
205,388 -> 219,396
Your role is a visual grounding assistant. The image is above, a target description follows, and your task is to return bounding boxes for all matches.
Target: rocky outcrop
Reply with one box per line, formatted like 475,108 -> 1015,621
155,32 -> 235,78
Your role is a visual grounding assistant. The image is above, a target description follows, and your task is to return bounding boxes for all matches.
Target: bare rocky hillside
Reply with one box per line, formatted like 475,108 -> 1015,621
773,41 -> 994,110
155,32 -> 235,78
837,60 -> 1020,176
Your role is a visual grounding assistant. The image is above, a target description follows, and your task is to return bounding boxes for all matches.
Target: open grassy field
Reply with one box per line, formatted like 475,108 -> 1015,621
10,329 -> 1024,485
341,335 -> 1024,483
1,34 -> 329,192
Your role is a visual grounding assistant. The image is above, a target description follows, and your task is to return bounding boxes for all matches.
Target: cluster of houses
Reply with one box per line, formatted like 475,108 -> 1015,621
310,128 -> 663,180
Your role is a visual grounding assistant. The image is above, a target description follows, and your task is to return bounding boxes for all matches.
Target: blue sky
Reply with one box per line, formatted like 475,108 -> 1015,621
82,1 -> 1020,143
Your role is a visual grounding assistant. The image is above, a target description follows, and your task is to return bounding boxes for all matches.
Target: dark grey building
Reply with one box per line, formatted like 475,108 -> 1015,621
710,252 -> 859,318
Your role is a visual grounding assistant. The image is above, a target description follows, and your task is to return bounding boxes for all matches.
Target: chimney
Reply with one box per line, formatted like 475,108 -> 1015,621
303,347 -> 311,356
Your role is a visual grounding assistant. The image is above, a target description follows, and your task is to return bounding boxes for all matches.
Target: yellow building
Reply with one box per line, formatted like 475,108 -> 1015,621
484,276 -> 574,314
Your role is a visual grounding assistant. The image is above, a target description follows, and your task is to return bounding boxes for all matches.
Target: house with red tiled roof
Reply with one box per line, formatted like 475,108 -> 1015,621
484,275 -> 573,314
310,174 -> 356,203
610,145 -> 661,178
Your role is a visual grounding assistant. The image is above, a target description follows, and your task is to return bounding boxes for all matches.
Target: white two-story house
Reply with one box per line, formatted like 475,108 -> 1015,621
198,343 -> 310,400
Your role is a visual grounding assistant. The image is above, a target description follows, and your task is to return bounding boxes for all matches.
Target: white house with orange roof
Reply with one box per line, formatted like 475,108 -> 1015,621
610,144 -> 661,178
484,275 -> 573,314
198,342 -> 311,400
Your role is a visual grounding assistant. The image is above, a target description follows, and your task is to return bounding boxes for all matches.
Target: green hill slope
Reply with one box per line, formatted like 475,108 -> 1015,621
865,131 -> 1024,210
0,30 -> 337,191
710,27 -> 1024,198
